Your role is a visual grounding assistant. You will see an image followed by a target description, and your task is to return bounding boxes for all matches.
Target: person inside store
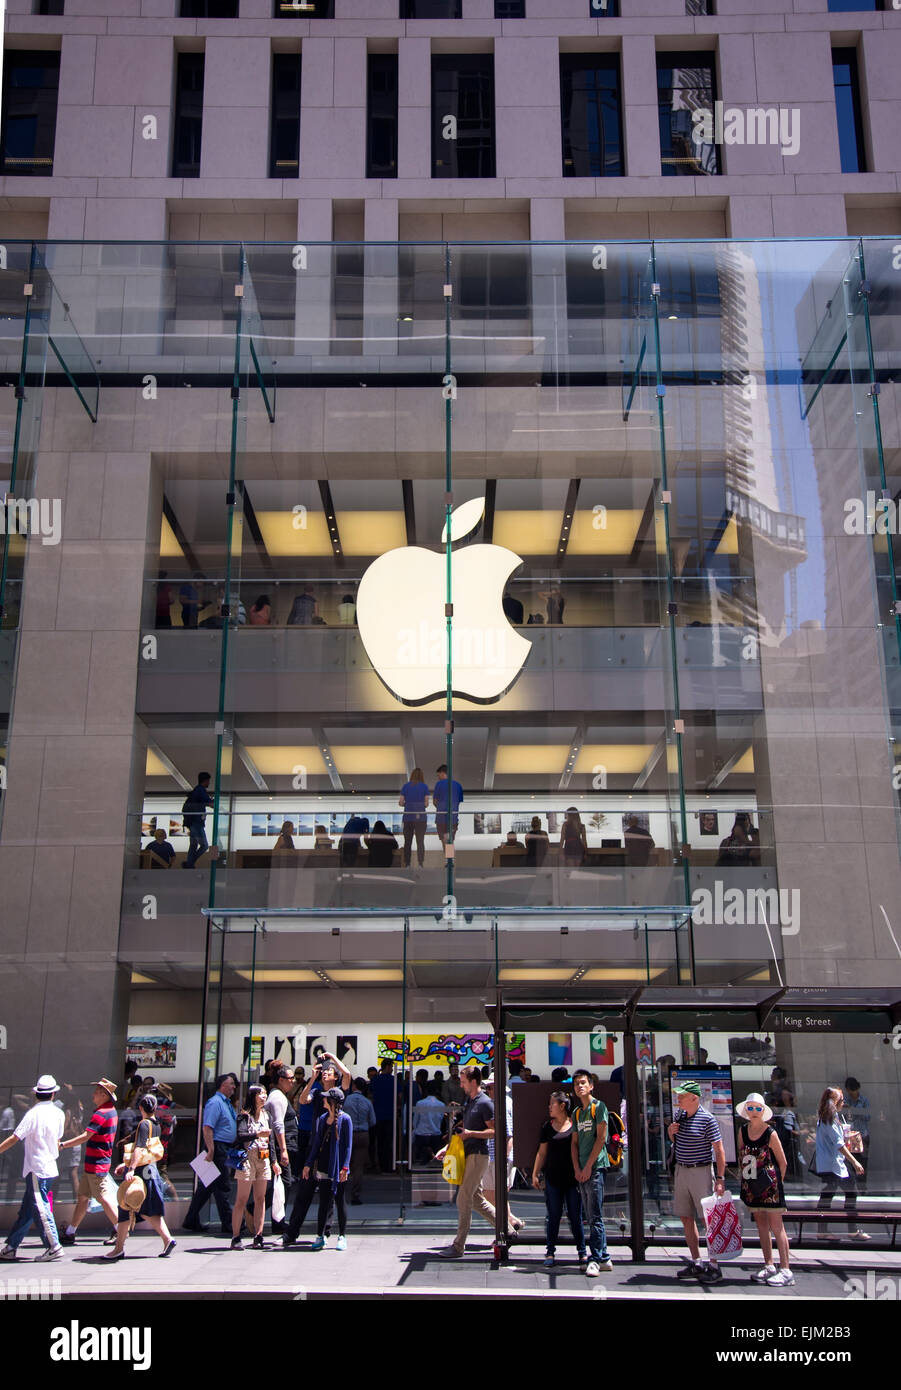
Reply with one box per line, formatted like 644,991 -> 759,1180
146,826 -> 176,868
524,816 -> 550,867
339,811 -> 370,867
343,1079 -> 376,1204
668,1078 -> 727,1283
495,830 -> 526,865
364,820 -> 398,867
182,771 -> 214,870
539,584 -> 565,625
502,590 -> 524,624
313,824 -> 333,849
399,767 -> 429,868
249,594 -> 272,626
716,811 -> 759,868
533,1091 -> 586,1269
815,1085 -> 869,1241
411,1080 -> 448,1167
735,1092 -> 794,1286
106,1094 -> 176,1260
273,820 -> 295,852
624,814 -> 655,867
842,1077 -> 871,1189
560,807 -> 588,867
433,763 -> 463,846
337,593 -> 356,625
286,586 -> 318,625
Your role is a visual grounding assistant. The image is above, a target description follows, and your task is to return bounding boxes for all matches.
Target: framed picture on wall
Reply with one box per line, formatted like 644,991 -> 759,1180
242,1036 -> 265,1069
548,1032 -> 573,1067
681,1031 -> 701,1066
698,811 -> 719,836
636,1032 -> 655,1066
126,1036 -> 177,1069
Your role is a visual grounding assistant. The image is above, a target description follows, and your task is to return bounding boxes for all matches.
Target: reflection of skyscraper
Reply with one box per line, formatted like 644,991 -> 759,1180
717,245 -> 807,643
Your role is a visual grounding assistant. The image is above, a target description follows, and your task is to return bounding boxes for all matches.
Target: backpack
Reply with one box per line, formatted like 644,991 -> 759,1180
581,1100 -> 624,1168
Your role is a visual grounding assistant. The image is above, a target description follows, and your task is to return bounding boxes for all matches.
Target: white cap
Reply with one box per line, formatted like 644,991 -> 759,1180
33,1074 -> 59,1093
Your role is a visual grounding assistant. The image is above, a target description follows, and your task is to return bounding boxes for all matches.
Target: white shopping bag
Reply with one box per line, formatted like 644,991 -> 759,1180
271,1176 -> 285,1224
701,1191 -> 743,1260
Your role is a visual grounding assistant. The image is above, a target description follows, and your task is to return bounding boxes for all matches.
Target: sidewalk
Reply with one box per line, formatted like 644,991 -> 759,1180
4,1230 -> 899,1300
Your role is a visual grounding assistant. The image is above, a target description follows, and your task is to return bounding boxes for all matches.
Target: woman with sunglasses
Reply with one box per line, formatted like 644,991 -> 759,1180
735,1093 -> 793,1286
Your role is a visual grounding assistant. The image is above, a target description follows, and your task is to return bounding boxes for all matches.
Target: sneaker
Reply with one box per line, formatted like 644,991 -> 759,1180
596,1258 -> 613,1272
849,1231 -> 871,1242
311,1236 -> 325,1252
543,1255 -> 555,1269
585,1261 -> 601,1277
752,1264 -> 777,1282
676,1261 -> 703,1279
36,1247 -> 63,1262
697,1263 -> 724,1283
252,1236 -> 265,1251
438,1247 -> 463,1259
230,1237 -> 244,1250
59,1232 -> 77,1246
765,1269 -> 795,1286
0,1247 -> 17,1262
336,1235 -> 347,1251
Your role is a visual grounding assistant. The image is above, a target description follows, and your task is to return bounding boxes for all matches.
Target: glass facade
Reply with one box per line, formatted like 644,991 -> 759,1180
1,236 -> 900,1247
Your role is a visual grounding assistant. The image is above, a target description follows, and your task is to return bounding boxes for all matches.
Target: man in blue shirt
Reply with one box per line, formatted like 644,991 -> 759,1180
182,772 -> 214,869
339,814 -> 370,868
183,1073 -> 237,1234
433,764 -> 463,845
370,1059 -> 399,1174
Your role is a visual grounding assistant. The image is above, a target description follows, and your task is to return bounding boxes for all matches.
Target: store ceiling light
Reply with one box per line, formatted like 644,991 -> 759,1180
334,511 -> 407,557
494,745 -> 572,775
327,969 -> 404,983
330,746 -> 407,776
567,509 -> 645,555
145,748 -> 172,778
498,968 -> 575,981
130,971 -> 157,985
235,969 -> 322,983
573,744 -> 656,775
581,967 -> 667,981
159,514 -> 184,559
243,746 -> 328,776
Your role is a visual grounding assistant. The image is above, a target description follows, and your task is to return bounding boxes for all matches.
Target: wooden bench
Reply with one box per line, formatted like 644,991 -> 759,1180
785,1207 -> 899,1248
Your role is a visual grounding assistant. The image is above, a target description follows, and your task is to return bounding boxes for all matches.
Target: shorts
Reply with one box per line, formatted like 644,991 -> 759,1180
485,1158 -> 515,1192
239,1148 -> 271,1182
78,1170 -> 118,1204
673,1164 -> 714,1221
60,1145 -> 81,1169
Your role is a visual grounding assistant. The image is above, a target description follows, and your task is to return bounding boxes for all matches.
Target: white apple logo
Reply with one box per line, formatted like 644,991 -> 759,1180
356,497 -> 532,705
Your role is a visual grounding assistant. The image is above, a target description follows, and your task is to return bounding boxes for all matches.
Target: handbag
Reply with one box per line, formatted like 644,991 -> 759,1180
701,1192 -> 743,1260
122,1135 -> 164,1167
442,1132 -> 466,1186
271,1175 -> 286,1224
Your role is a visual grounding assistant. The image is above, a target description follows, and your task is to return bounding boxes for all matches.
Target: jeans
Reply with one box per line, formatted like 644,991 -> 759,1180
579,1170 -> 609,1262
545,1180 -> 585,1258
184,821 -> 209,868
6,1173 -> 60,1251
375,1117 -> 394,1172
285,1173 -> 318,1242
402,817 -> 426,867
817,1171 -> 859,1232
184,1141 -> 234,1230
317,1179 -> 347,1237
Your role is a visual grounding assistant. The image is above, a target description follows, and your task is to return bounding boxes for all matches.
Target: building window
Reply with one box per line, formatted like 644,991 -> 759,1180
273,0 -> 333,14
171,52 -> 204,179
180,0 -> 238,14
455,248 -> 530,322
270,53 -> 301,178
0,50 -> 60,176
828,0 -> 882,10
588,0 -> 619,15
367,53 -> 398,179
833,48 -> 866,173
685,0 -> 714,13
402,1 -> 462,16
35,0 -> 65,14
657,51 -> 719,177
432,55 -> 495,178
495,1 -> 526,15
560,55 -> 623,177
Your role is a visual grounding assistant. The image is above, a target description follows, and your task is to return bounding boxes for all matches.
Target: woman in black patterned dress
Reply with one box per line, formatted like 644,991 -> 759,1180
736,1093 -> 792,1287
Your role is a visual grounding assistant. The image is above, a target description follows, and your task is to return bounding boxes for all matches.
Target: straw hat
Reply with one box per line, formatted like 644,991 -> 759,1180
735,1092 -> 773,1122
95,1078 -> 118,1102
117,1175 -> 146,1212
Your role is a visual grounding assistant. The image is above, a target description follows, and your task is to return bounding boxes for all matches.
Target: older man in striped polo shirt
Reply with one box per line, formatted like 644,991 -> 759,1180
668,1079 -> 727,1283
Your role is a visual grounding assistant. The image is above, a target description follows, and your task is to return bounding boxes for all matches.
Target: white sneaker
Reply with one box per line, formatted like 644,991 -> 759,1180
765,1269 -> 795,1286
752,1264 -> 777,1282
585,1261 -> 600,1277
36,1246 -> 63,1262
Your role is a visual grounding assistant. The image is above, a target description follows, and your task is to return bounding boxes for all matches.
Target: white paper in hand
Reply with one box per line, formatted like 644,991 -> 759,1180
190,1152 -> 220,1187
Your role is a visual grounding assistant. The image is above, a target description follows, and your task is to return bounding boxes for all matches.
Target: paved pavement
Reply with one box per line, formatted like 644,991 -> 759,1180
3,1229 -> 899,1300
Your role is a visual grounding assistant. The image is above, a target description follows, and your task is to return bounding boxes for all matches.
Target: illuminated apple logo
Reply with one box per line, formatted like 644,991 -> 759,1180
356,497 -> 532,705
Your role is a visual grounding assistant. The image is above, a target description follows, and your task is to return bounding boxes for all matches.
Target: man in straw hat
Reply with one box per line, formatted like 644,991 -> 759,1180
0,1074 -> 66,1261
58,1079 -> 121,1246
667,1078 -> 727,1283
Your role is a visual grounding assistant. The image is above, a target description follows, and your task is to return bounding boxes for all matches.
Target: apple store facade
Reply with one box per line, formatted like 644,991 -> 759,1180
2,235 -> 901,1238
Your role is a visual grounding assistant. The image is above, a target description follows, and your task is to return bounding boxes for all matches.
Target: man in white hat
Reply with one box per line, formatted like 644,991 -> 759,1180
0,1074 -> 66,1261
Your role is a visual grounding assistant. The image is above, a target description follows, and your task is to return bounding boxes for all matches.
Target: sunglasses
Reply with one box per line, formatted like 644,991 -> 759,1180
746,1104 -> 764,1112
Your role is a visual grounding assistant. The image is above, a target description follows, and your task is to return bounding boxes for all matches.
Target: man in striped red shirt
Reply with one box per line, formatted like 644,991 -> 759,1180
58,1079 -> 120,1246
